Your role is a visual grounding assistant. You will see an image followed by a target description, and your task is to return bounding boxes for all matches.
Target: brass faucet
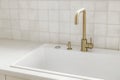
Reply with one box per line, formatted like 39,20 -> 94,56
75,8 -> 93,52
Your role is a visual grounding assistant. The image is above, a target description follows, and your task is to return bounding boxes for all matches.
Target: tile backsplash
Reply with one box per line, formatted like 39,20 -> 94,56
0,0 -> 120,50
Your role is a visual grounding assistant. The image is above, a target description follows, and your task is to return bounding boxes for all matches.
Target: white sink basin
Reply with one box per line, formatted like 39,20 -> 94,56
11,44 -> 120,80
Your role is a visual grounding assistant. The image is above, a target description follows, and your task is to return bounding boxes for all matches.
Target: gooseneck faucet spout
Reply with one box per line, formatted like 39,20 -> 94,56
75,8 -> 86,40
75,8 -> 93,52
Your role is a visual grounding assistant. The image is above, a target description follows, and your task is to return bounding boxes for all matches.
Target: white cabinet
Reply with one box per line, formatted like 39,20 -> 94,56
6,76 -> 49,80
0,74 -> 5,80
0,74 -> 52,80
6,76 -> 29,80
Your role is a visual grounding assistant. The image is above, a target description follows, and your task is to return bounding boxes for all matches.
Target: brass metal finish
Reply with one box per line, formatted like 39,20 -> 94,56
75,8 -> 93,52
67,41 -> 72,50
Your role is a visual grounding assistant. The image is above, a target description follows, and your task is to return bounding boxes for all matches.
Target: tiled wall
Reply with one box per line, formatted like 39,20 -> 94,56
0,0 -> 120,50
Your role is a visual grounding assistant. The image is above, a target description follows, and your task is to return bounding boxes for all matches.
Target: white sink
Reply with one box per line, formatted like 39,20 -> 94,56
11,44 -> 120,80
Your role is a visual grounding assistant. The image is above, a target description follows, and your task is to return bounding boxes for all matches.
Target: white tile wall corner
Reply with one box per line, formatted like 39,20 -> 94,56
0,0 -> 120,50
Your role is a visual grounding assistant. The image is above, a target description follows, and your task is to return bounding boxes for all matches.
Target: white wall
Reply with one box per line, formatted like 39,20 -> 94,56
0,0 -> 120,50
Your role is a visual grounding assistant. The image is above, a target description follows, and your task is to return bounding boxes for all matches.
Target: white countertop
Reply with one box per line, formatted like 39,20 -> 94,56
0,39 -> 108,80
0,39 -> 40,66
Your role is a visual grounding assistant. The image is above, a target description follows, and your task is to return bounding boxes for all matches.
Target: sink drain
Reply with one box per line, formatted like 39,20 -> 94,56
55,46 -> 61,49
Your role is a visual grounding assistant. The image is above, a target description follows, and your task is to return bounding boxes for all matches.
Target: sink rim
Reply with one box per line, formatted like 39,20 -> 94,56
11,62 -> 103,80
11,44 -> 104,80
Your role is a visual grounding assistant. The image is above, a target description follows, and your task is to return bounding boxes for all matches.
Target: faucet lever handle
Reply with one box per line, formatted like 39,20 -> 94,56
89,37 -> 94,49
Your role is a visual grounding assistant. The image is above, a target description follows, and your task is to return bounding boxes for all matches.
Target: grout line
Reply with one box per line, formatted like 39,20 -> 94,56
105,1 -> 109,49
58,0 -> 61,44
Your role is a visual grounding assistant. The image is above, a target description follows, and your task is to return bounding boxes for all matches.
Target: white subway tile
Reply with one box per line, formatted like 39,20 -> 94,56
10,9 -> 19,19
71,34 -> 81,46
0,20 -> 11,29
86,11 -> 94,24
70,23 -> 81,35
12,30 -> 22,40
19,0 -> 29,9
82,1 -> 95,11
70,1 -> 83,10
70,34 -> 82,44
0,29 -> 12,39
94,24 -> 107,36
40,32 -> 49,43
60,10 -> 70,22
39,21 -> 49,32
38,10 -> 48,21
28,9 -> 38,20
108,1 -> 120,11
21,30 -> 30,40
50,33 -> 59,43
19,9 -> 28,20
59,1 -> 70,10
48,1 -> 59,10
30,31 -> 40,42
60,34 -> 70,44
0,9 -> 10,19
86,24 -> 94,35
10,20 -> 20,30
20,20 -> 30,30
60,22 -> 70,34
95,1 -> 108,11
9,0 -> 18,9
106,37 -> 119,50
108,12 -> 120,25
94,12 -> 107,24
0,0 -> 9,9
38,1 -> 48,10
49,10 -> 59,22
107,25 -> 120,37
94,36 -> 106,48
49,22 -> 59,33
28,0 -> 38,9
28,20 -> 40,31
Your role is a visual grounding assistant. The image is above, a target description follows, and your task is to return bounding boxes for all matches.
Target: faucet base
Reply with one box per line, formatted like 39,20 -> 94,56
81,39 -> 88,52
81,39 -> 93,52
